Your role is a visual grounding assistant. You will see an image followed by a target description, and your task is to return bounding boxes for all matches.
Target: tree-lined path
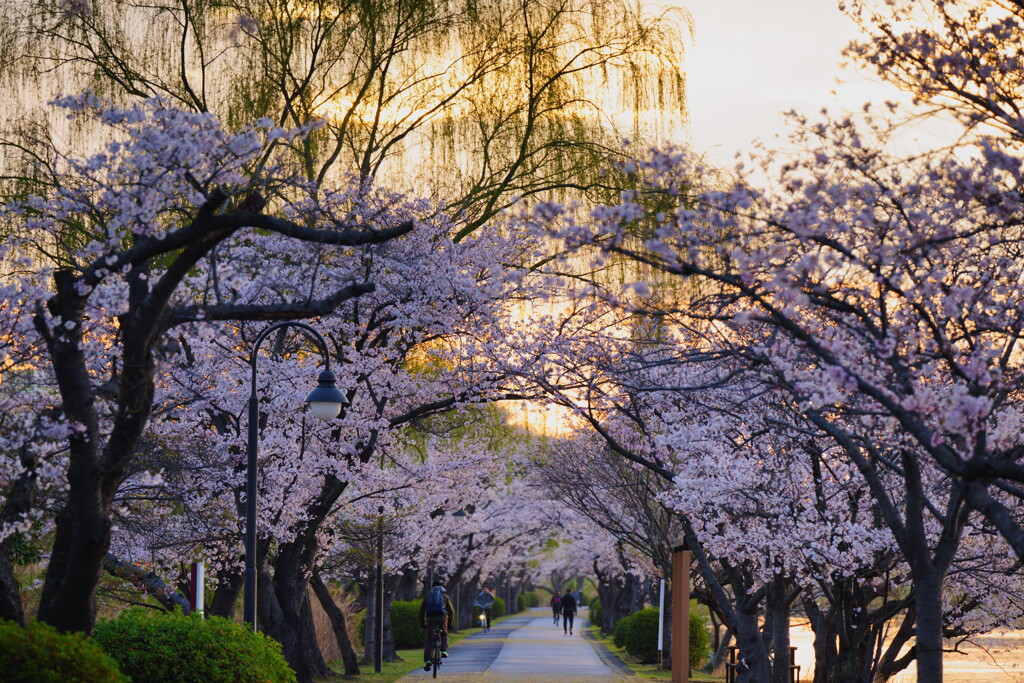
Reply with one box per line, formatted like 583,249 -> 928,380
400,608 -> 624,682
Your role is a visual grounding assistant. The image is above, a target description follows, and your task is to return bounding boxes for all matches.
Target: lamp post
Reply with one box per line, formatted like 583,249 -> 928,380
243,321 -> 346,631
452,508 -> 469,632
375,504 -> 385,674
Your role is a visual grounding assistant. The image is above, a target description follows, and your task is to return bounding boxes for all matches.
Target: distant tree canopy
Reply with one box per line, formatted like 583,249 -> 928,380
2,0 -> 690,237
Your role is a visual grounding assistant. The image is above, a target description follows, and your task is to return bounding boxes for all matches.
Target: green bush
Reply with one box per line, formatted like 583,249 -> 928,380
612,613 -> 634,649
492,596 -> 506,619
589,598 -> 603,630
93,609 -> 296,683
622,607 -> 660,663
689,611 -> 711,669
390,600 -> 425,649
354,611 -> 367,649
516,594 -> 526,612
0,619 -> 126,683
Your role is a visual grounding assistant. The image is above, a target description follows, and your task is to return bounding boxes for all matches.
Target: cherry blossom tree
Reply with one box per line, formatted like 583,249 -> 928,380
522,87 -> 1024,683
0,93 -> 413,635
100,193 -> 539,679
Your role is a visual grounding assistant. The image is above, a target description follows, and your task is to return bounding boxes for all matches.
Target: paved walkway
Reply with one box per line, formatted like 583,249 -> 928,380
399,607 -> 626,683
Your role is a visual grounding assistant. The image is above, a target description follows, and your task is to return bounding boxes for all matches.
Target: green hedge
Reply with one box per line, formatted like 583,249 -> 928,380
612,612 -> 634,649
689,610 -> 711,669
622,607 -> 660,663
390,600 -> 425,649
611,608 -> 711,668
589,598 -> 603,629
0,619 -> 126,683
93,609 -> 296,683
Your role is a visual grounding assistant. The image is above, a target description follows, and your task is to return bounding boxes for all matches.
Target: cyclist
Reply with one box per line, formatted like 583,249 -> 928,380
419,580 -> 455,671
474,585 -> 495,630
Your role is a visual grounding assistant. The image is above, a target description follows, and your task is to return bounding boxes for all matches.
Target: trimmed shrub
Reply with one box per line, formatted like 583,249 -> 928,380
689,611 -> 712,669
516,594 -> 526,612
390,600 -> 425,649
492,596 -> 506,619
612,613 -> 634,649
0,619 -> 126,683
589,598 -> 603,630
622,607 -> 660,663
93,609 -> 296,683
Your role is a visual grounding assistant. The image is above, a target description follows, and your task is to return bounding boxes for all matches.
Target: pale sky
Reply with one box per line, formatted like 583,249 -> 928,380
675,0 -> 896,164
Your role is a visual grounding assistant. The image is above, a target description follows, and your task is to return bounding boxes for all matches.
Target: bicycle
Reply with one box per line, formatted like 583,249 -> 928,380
428,624 -> 444,678
476,606 -> 490,633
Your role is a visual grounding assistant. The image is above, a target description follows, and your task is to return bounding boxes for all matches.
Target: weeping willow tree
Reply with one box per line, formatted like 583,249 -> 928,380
3,0 -> 689,236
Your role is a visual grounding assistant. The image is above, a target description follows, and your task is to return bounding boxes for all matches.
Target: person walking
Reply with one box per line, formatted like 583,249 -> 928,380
474,585 -> 495,631
550,593 -> 562,624
560,589 -> 578,635
419,580 -> 455,671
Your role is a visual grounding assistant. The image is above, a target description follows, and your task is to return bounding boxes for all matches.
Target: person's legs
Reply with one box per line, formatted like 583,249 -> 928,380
568,612 -> 574,634
485,607 -> 491,629
440,616 -> 450,654
563,612 -> 569,633
424,621 -> 436,666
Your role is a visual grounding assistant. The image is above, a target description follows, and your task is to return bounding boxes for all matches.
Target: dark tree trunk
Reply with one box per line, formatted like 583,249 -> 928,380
765,576 -> 792,683
733,592 -> 771,683
208,567 -> 243,619
806,596 -> 838,683
0,440 -> 48,625
362,573 -> 377,665
874,608 -> 917,682
383,574 -> 402,662
37,502 -> 109,632
311,571 -> 360,675
261,537 -> 331,683
708,629 -> 734,673
0,538 -> 24,624
901,452 -> 967,683
394,567 -> 419,602
103,553 -> 191,613
913,566 -> 944,682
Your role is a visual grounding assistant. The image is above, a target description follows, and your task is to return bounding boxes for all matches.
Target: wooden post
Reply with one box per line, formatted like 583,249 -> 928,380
672,543 -> 691,683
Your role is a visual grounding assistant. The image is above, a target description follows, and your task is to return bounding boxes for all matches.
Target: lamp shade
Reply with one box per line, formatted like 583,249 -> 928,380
305,369 -> 346,421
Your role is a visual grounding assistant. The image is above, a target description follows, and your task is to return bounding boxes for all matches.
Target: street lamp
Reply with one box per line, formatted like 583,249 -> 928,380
243,321 -> 346,631
452,508 -> 469,632
374,504 -> 385,674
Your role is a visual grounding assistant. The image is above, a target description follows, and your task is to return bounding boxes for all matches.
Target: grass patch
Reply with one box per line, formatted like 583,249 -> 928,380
316,620 -> 498,682
586,625 -> 723,682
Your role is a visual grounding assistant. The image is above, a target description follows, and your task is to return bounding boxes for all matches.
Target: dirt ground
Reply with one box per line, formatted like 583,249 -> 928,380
788,621 -> 1024,682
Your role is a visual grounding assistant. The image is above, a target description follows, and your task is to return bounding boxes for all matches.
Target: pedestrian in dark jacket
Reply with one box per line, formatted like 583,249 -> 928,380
560,590 -> 578,635
551,594 -> 562,624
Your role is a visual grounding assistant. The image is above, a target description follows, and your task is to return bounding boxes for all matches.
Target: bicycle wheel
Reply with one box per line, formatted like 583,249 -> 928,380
432,630 -> 441,679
